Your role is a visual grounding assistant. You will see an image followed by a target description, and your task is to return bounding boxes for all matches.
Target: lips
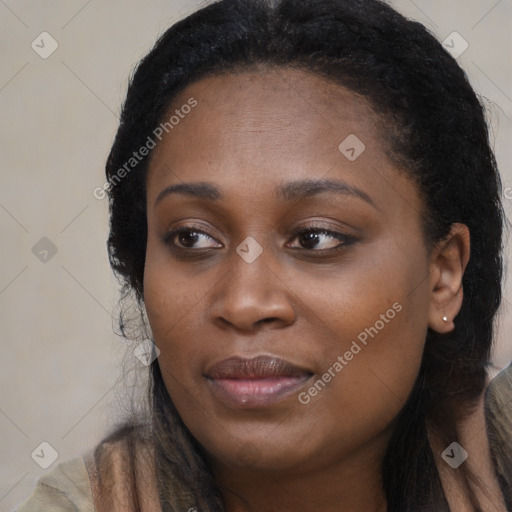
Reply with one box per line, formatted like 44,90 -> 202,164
205,355 -> 313,408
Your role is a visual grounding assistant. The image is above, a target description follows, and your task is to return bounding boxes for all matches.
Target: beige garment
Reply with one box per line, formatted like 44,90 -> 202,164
14,456 -> 95,512
485,364 -> 512,509
14,365 -> 512,512
14,426 -> 163,512
431,372 -> 509,511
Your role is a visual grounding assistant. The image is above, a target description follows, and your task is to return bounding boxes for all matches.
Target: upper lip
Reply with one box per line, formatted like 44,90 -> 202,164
206,355 -> 312,380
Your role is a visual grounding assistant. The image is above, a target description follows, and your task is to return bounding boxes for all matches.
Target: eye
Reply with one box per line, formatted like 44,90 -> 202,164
163,224 -> 356,253
164,227 -> 222,250
287,226 -> 356,251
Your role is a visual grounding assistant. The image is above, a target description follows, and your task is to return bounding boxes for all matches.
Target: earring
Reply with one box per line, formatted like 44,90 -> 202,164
442,315 -> 449,322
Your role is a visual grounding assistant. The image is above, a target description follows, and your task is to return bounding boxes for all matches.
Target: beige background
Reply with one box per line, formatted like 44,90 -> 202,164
1,1 -> 511,510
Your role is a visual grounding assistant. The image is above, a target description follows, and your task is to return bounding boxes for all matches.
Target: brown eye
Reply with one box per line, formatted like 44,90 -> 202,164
165,228 -> 222,249
288,228 -> 356,251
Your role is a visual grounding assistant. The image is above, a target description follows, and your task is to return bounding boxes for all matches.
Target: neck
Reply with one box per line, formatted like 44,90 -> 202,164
210,433 -> 389,512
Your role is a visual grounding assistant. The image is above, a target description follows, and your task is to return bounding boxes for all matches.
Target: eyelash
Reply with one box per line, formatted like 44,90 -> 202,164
291,225 -> 356,253
163,223 -> 357,255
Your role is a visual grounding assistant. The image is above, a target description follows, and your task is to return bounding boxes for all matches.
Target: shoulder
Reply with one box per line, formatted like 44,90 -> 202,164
485,362 -> 512,450
15,456 -> 94,512
85,422 -> 155,486
485,362 -> 512,425
485,362 -> 512,508
14,424 -> 155,512
84,423 -> 162,512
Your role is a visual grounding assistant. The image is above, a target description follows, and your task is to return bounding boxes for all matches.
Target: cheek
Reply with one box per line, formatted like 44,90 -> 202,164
298,242 -> 430,434
143,259 -> 210,415
301,314 -> 427,455
142,240 -> 206,366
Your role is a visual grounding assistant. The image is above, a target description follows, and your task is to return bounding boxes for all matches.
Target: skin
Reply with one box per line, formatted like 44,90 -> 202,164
143,68 -> 469,512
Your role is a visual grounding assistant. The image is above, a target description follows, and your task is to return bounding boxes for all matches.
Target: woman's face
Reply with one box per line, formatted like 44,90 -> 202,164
143,68 -> 434,474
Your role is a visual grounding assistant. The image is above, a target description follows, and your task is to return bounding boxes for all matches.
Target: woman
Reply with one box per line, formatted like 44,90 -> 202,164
16,0 -> 512,510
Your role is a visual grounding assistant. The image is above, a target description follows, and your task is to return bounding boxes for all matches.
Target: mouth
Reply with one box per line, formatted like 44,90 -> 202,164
205,355 -> 313,408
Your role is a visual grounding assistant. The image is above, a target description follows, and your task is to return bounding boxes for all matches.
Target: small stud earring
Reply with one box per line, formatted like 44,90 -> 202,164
442,315 -> 449,322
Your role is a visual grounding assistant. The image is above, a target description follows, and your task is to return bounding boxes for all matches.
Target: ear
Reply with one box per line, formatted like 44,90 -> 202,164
427,223 -> 470,333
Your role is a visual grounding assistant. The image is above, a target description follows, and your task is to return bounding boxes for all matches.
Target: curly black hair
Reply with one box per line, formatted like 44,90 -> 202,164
104,0 -> 504,510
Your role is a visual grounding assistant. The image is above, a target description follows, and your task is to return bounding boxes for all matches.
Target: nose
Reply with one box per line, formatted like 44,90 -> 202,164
209,245 -> 296,332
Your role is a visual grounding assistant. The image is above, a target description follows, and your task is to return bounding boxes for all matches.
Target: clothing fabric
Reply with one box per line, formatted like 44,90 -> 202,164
15,363 -> 512,512
486,363 -> 512,510
14,456 -> 95,512
15,425 -> 165,512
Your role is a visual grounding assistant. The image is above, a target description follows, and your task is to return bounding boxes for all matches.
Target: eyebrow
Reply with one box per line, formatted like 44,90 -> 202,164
154,178 -> 377,209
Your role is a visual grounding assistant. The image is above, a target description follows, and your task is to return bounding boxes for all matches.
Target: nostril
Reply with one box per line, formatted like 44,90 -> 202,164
257,317 -> 279,325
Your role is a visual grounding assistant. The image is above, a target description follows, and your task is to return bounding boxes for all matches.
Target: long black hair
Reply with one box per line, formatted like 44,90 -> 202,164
105,0 -> 504,510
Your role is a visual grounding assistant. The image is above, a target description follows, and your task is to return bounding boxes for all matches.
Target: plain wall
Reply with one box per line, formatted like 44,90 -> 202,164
1,1 -> 511,510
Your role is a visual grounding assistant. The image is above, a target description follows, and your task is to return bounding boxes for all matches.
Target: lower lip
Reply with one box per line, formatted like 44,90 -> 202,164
208,375 -> 311,408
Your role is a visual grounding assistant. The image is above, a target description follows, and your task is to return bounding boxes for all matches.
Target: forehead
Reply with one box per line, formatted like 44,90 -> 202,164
146,67 -> 418,216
